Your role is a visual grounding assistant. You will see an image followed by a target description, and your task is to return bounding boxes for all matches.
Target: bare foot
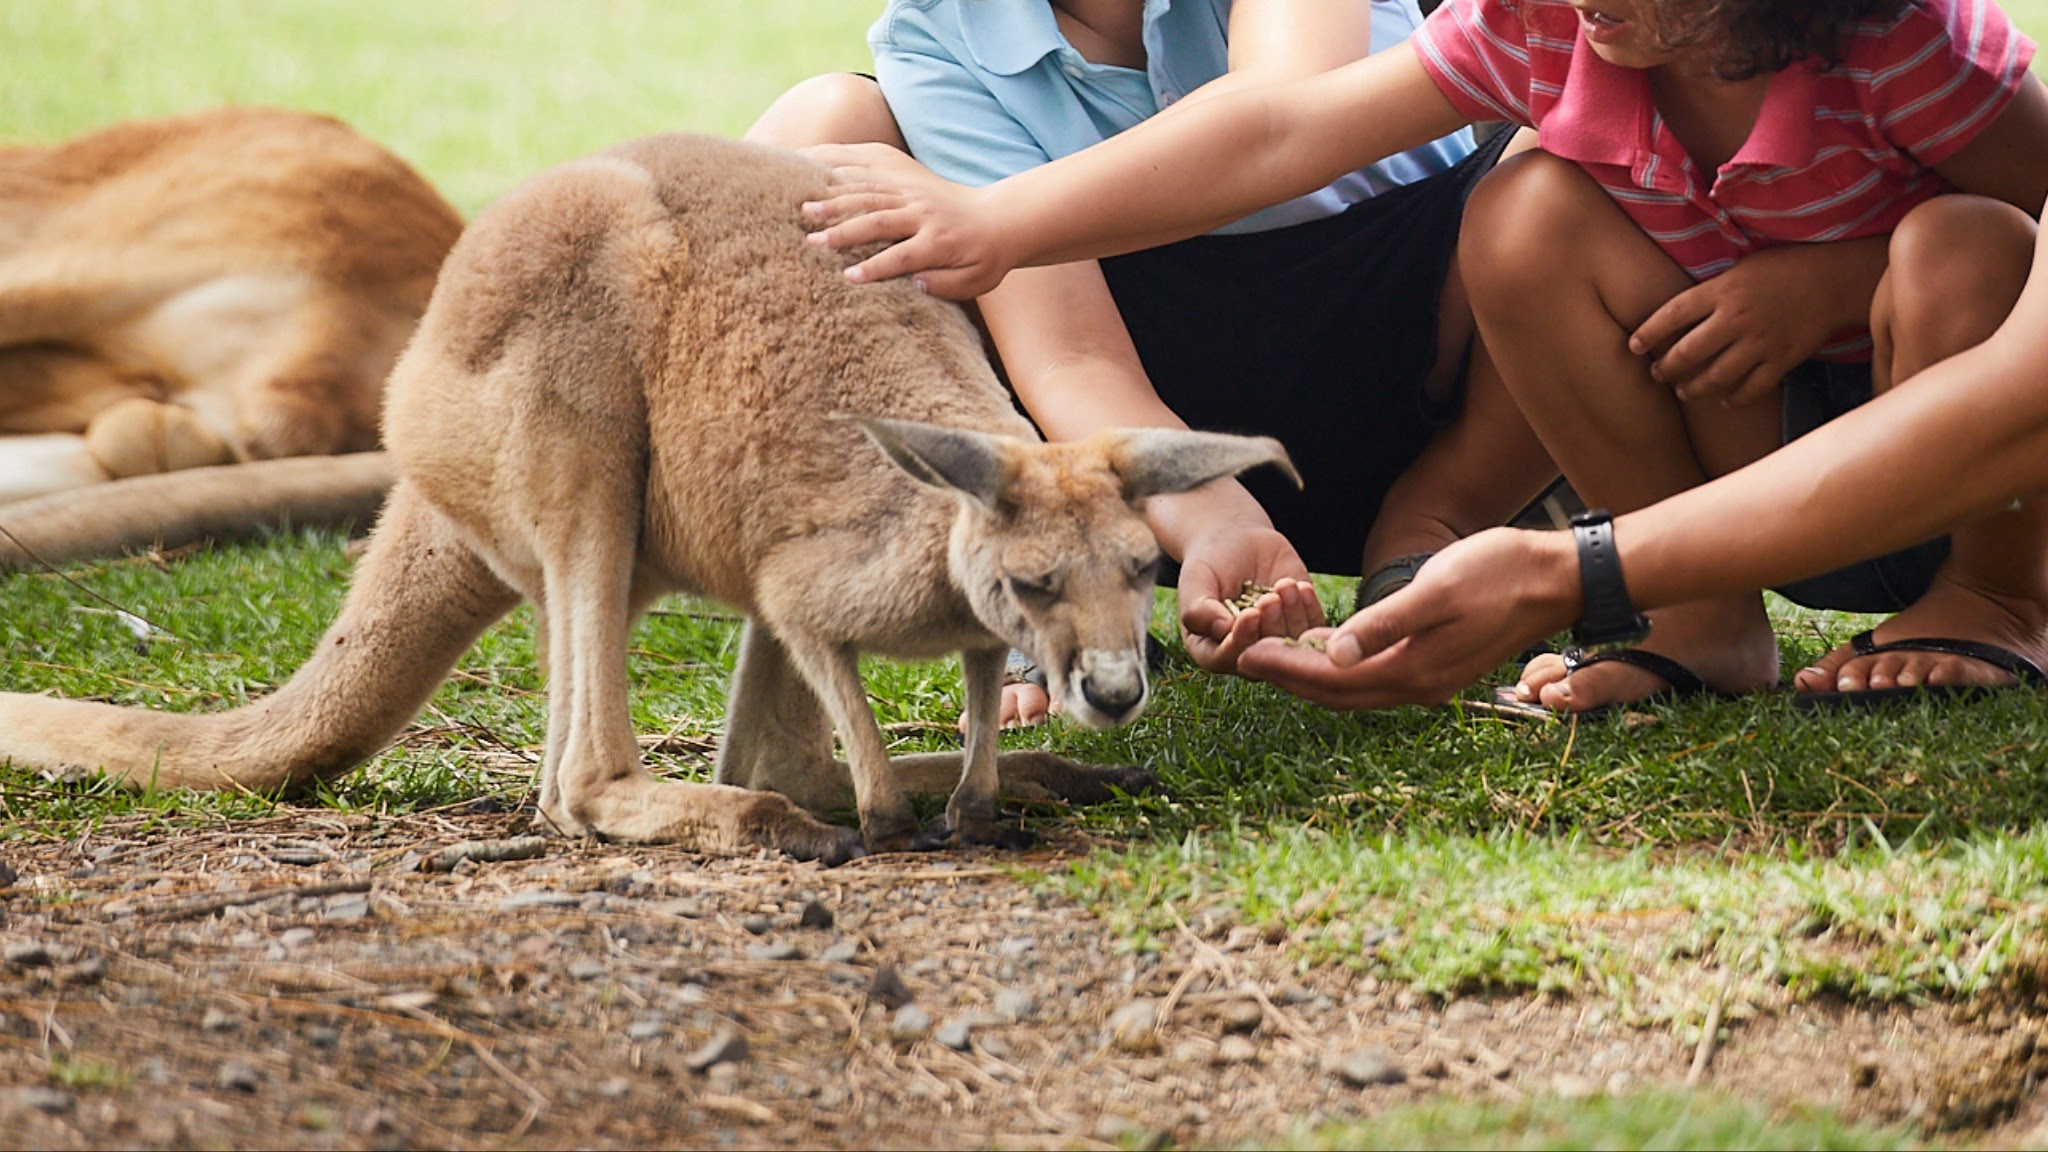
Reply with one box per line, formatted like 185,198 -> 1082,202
1794,574 -> 2048,695
1509,594 -> 1780,714
955,661 -> 1056,734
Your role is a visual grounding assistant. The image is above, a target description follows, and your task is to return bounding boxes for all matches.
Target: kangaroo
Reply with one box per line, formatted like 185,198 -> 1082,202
0,134 -> 1293,861
0,106 -> 458,517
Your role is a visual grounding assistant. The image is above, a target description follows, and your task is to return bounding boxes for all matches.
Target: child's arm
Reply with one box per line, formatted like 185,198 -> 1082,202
1239,194 -> 2048,710
1931,76 -> 2048,217
804,43 -> 1470,299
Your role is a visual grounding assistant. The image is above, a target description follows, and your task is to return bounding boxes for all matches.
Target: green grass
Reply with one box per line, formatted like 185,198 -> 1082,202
1276,1089 -> 1934,1151
5,4 -> 2048,1148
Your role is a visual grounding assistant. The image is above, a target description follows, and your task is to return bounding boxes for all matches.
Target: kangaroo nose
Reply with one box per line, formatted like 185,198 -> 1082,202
1083,676 -> 1143,716
1078,650 -> 1148,719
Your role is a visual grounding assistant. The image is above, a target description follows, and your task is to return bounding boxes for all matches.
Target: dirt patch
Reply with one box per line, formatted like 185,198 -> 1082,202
2,808 -> 2044,1149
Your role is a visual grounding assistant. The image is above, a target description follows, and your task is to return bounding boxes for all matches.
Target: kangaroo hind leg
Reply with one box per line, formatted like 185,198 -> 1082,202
530,488 -> 860,864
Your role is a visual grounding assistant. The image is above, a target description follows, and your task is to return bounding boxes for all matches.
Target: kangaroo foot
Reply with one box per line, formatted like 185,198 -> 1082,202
860,806 -> 924,856
996,750 -> 1157,805
911,812 -> 1037,852
84,397 -> 235,478
538,777 -> 867,865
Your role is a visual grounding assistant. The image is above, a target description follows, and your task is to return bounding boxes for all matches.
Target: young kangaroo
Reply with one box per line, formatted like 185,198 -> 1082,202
0,134 -> 1293,862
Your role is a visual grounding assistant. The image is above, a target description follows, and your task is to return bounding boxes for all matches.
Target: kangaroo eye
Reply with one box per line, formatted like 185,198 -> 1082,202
1006,574 -> 1061,604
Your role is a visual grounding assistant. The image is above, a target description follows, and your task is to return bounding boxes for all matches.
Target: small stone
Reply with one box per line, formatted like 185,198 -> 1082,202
0,861 -> 18,888
308,1026 -> 341,1049
595,1077 -> 631,1099
278,928 -> 317,949
891,1003 -> 933,1042
1552,1072 -> 1601,1099
3,941 -> 53,968
61,957 -> 107,986
1213,1035 -> 1259,1066
997,936 -> 1033,959
744,941 -> 802,962
1217,999 -> 1263,1035
201,1007 -> 239,1032
1109,998 -> 1162,1054
567,959 -> 608,982
869,965 -> 914,1009
1331,1045 -> 1407,1088
818,940 -> 859,965
993,988 -> 1037,1023
498,890 -> 580,911
683,1028 -> 748,1073
740,915 -> 774,936
935,1017 -> 975,1051
1221,926 -> 1263,952
322,895 -> 370,923
797,900 -> 835,930
218,1061 -> 263,1093
12,1086 -> 73,1115
627,1016 -> 665,1041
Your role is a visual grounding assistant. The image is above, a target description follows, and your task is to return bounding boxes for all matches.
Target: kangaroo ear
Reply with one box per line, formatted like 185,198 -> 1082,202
1111,429 -> 1301,502
856,417 -> 1010,509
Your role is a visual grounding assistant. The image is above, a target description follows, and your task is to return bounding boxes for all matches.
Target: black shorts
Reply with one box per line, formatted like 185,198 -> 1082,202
1770,359 -> 1949,613
1094,129 -> 1513,576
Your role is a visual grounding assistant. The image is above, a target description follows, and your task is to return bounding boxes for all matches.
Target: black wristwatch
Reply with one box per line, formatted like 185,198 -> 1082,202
1567,509 -> 1651,651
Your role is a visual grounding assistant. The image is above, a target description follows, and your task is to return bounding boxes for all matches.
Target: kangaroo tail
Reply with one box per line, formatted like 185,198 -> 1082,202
0,482 -> 520,792
0,452 -> 395,572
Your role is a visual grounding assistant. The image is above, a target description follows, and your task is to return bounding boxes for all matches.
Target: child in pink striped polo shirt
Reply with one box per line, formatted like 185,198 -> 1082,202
805,0 -> 2048,714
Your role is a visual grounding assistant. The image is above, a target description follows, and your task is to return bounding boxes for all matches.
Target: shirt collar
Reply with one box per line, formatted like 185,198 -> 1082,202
1540,28 -> 1825,178
960,0 -> 1070,76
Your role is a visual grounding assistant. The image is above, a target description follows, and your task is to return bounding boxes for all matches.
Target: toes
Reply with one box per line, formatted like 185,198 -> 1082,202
910,813 -> 1038,852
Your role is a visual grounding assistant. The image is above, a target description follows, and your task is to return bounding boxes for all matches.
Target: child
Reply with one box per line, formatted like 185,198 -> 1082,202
806,0 -> 2048,712
1238,195 -> 2048,712
753,1 -> 1558,728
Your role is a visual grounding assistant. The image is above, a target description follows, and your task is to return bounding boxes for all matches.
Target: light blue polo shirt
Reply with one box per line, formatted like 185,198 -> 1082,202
871,0 -> 1475,235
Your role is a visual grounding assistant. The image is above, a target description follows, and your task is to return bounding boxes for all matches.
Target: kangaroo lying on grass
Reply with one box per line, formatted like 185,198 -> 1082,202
0,134 -> 1292,862
0,106 -> 459,562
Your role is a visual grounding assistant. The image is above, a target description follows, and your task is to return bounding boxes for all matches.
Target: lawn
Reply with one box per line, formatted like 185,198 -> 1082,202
4,3 -> 2048,1149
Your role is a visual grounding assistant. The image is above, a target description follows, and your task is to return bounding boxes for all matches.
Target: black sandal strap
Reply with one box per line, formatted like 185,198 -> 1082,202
1561,646 -> 1709,696
1002,649 -> 1048,691
1359,551 -> 1434,610
1848,630 -> 2048,685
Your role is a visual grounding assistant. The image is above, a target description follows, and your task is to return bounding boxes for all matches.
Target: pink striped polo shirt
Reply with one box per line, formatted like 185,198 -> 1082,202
1414,0 -> 2036,286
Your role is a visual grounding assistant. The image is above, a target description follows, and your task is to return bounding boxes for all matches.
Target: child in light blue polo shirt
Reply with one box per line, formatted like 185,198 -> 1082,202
749,0 -> 1558,727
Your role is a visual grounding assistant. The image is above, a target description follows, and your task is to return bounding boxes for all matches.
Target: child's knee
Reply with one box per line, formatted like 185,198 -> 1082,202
1459,152 -> 1612,297
1885,195 -> 2035,338
747,73 -> 901,150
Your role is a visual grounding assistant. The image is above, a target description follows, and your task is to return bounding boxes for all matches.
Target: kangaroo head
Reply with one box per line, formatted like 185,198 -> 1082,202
859,418 -> 1297,728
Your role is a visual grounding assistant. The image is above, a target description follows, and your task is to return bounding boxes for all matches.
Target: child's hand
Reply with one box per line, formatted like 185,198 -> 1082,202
800,143 -> 1016,300
1628,240 -> 1887,407
1175,527 -> 1320,676
1238,527 -> 1578,710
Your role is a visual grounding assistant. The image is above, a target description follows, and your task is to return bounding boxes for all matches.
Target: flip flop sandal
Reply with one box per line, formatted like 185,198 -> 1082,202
1355,551 -> 1434,614
1491,646 -> 1725,718
1792,630 -> 2048,710
1002,649 -> 1049,692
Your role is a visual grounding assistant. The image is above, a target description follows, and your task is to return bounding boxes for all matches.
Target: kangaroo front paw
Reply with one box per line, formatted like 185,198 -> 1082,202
907,812 -> 1037,852
996,750 -> 1158,805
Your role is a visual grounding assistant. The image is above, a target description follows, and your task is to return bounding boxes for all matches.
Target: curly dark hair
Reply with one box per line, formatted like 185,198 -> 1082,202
1652,0 -> 1914,79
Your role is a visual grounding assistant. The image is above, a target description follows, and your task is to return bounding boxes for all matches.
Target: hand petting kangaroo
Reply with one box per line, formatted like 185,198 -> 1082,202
0,134 -> 1294,863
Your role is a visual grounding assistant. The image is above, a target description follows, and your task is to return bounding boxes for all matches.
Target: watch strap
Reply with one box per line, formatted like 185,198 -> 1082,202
1569,509 -> 1650,650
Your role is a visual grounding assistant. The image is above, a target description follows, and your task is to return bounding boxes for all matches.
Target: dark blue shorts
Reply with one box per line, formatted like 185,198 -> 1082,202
1768,359 -> 1949,613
